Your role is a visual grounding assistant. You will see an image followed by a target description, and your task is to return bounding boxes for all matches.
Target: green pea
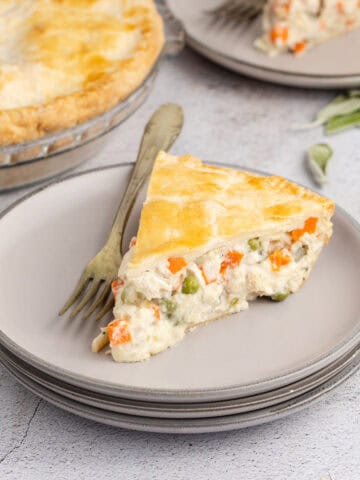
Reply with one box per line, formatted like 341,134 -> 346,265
182,276 -> 199,294
271,291 -> 290,302
161,299 -> 177,316
230,297 -> 239,307
120,289 -> 127,303
294,246 -> 307,262
248,238 -> 261,251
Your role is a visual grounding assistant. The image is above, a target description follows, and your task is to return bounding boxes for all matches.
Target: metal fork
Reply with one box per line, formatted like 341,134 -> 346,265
207,0 -> 266,24
59,103 -> 184,321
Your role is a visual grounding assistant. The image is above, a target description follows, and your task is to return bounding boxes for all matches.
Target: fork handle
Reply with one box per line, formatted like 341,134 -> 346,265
106,103 -> 184,253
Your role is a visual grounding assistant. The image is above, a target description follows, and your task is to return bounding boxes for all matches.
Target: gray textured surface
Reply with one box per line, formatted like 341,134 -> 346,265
0,49 -> 359,479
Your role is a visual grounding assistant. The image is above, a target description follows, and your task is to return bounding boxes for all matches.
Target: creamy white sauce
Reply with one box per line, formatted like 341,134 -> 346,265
109,219 -> 332,362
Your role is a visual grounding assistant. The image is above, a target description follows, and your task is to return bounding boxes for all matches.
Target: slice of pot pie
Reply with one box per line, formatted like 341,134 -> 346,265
92,152 -> 334,362
0,0 -> 164,146
255,0 -> 360,55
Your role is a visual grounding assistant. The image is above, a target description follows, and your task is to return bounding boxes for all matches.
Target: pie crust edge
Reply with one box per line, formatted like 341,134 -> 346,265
130,151 -> 335,267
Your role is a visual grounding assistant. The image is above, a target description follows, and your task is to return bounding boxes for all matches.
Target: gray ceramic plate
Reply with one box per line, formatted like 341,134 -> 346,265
166,0 -> 360,88
1,348 -> 359,434
0,165 -> 360,403
0,342 -> 358,419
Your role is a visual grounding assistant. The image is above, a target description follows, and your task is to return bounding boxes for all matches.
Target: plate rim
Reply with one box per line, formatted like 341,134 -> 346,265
1,342 -> 358,418
2,347 -> 359,434
185,30 -> 360,80
0,163 -> 360,402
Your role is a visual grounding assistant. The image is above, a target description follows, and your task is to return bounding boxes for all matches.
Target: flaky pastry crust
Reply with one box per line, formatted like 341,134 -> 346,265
0,0 -> 164,146
130,152 -> 335,268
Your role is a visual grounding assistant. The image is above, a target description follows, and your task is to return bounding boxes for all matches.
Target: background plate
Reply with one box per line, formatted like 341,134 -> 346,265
166,0 -> 360,88
0,165 -> 360,402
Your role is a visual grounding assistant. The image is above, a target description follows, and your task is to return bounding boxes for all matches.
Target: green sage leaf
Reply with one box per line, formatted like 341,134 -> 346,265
307,143 -> 333,186
349,90 -> 360,97
293,96 -> 360,129
325,110 -> 360,135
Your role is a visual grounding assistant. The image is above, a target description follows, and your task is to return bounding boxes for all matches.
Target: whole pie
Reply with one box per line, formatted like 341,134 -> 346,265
92,151 -> 334,362
0,0 -> 164,146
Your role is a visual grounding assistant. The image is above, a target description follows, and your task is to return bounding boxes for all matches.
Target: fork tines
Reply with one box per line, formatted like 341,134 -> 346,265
207,0 -> 266,24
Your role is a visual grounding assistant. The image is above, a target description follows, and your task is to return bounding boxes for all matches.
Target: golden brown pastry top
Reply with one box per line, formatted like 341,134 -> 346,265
0,0 -> 164,145
129,152 -> 334,268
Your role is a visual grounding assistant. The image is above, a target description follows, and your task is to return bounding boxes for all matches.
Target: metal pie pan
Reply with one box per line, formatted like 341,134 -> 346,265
0,65 -> 158,192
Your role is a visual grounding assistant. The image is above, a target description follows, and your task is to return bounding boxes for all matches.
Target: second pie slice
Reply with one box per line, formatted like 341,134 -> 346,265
93,152 -> 334,362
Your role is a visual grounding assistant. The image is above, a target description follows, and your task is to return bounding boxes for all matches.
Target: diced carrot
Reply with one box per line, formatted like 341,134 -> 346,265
199,265 -> 216,285
130,237 -> 137,247
337,1 -> 344,14
281,27 -> 289,42
292,40 -> 307,54
111,279 -> 124,299
270,25 -> 289,44
283,1 -> 291,14
107,319 -> 132,345
305,217 -> 318,233
274,0 -> 291,15
270,28 -> 278,43
150,303 -> 160,321
220,263 -> 228,276
290,217 -> 319,242
319,20 -> 327,30
168,257 -> 187,274
227,251 -> 244,264
220,251 -> 244,277
346,18 -> 355,28
269,250 -> 292,272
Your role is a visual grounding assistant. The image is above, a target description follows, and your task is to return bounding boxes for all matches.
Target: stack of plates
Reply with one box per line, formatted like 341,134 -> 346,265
0,164 -> 360,433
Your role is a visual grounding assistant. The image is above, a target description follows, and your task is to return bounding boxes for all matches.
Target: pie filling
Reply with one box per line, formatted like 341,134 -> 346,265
255,0 -> 360,55
96,216 -> 332,362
